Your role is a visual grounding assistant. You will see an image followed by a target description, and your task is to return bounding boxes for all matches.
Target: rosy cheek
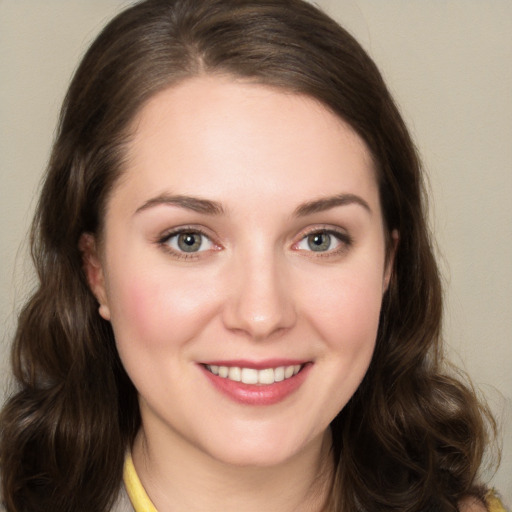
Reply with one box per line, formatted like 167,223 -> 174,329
110,267 -> 220,350
305,274 -> 383,349
105,280 -> 155,354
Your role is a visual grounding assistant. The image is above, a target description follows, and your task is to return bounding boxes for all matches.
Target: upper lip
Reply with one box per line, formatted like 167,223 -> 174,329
199,359 -> 310,370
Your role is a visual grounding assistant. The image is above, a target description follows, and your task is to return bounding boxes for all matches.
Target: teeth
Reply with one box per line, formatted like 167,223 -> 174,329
274,366 -> 285,382
241,368 -> 258,384
206,364 -> 303,385
258,368 -> 274,385
228,366 -> 241,382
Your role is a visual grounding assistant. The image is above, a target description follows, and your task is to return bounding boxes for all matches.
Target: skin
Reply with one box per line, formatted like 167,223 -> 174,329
83,75 -> 397,512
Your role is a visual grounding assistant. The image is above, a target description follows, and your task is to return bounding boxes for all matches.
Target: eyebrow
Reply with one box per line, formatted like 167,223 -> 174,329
294,193 -> 372,217
134,192 -> 371,217
135,194 -> 224,215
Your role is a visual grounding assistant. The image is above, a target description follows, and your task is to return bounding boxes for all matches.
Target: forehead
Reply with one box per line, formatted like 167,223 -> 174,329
114,75 -> 378,215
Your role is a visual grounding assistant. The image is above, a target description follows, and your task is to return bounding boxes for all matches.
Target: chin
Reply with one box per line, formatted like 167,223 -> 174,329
199,425 -> 325,469
209,446 -> 298,468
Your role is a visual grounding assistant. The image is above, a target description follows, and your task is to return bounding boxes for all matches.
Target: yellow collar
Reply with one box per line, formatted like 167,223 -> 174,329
123,454 -> 507,512
123,452 -> 158,512
486,490 -> 507,512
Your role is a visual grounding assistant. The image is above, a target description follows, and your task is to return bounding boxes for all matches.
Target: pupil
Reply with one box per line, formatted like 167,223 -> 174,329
178,233 -> 201,252
308,232 -> 330,252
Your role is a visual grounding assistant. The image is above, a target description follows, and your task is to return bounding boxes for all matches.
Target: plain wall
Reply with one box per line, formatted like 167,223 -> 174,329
1,0 -> 510,502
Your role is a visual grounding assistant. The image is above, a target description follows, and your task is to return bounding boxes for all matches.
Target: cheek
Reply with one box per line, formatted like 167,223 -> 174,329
105,262 -> 221,353
302,264 -> 385,350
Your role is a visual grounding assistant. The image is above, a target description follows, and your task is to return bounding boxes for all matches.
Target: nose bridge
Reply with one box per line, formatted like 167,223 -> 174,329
222,244 -> 296,340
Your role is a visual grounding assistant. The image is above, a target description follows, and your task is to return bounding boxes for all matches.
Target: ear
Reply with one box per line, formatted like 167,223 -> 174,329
79,233 -> 111,321
383,229 -> 399,292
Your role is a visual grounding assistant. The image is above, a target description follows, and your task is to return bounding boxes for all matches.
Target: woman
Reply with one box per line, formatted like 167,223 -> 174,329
0,0 -> 505,511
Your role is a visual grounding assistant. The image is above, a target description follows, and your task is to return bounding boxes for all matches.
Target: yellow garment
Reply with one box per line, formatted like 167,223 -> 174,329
123,452 -> 158,512
123,454 -> 508,512
487,489 -> 508,512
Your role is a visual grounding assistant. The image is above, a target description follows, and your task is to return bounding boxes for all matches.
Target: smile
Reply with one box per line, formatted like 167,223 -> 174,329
200,361 -> 311,405
205,364 -> 303,385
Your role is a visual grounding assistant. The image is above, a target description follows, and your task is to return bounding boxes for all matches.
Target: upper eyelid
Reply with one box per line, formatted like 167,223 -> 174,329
157,225 -> 216,243
295,225 -> 351,240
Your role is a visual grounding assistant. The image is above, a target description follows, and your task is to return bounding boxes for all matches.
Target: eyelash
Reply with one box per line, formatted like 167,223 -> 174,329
157,226 -> 218,260
156,225 -> 352,260
294,227 -> 353,257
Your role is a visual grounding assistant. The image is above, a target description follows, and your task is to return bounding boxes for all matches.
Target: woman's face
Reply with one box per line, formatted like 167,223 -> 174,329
86,75 -> 394,467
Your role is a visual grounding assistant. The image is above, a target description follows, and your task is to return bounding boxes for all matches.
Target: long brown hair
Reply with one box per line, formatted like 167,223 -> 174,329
0,1 -> 496,511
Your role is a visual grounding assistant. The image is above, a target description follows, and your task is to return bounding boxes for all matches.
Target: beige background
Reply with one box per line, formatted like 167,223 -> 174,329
1,0 -> 510,502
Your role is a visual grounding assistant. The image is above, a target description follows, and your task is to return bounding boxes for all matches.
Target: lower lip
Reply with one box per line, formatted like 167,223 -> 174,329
200,364 -> 311,406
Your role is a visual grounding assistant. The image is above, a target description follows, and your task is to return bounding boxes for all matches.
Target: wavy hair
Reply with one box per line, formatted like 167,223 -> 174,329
1,0 -> 496,510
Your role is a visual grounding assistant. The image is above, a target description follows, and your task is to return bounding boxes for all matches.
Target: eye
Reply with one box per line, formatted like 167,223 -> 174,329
295,229 -> 350,253
162,230 -> 214,254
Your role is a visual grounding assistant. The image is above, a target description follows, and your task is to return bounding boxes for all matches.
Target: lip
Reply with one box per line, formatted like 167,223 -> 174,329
199,360 -> 312,406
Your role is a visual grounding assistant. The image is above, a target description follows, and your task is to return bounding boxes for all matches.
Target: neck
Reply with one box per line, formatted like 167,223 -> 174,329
131,423 -> 333,512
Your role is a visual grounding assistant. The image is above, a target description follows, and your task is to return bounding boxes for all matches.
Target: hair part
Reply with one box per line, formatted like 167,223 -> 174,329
1,1 -> 496,511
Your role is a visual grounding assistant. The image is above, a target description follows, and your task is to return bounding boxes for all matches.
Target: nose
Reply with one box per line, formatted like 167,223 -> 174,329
221,252 -> 297,341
